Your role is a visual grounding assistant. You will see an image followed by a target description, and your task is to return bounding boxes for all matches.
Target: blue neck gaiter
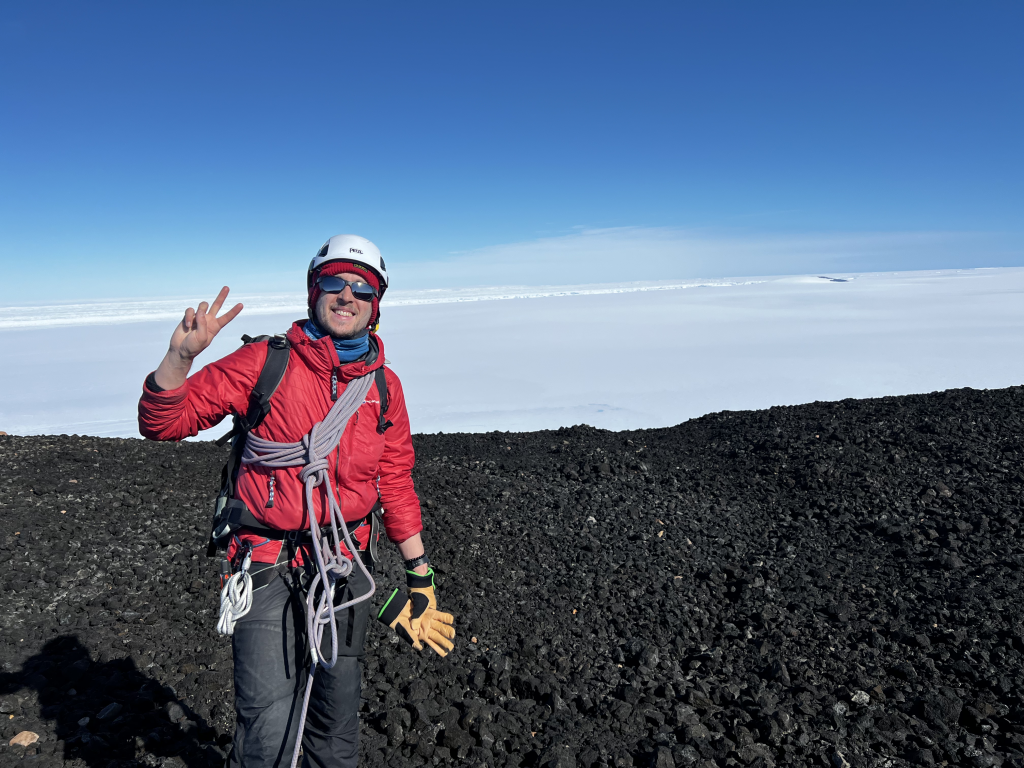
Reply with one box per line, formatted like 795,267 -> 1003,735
303,319 -> 370,363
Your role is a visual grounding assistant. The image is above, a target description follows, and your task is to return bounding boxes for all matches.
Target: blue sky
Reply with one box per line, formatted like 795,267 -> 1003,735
1,2 -> 1021,302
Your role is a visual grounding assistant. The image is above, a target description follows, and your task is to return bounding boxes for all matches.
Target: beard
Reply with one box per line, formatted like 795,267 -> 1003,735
314,296 -> 370,340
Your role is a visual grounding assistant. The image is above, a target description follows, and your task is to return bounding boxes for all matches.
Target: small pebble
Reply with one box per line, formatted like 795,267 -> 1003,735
9,731 -> 38,747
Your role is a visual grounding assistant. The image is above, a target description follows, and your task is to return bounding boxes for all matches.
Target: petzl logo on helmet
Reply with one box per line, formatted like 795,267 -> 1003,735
349,248 -> 363,255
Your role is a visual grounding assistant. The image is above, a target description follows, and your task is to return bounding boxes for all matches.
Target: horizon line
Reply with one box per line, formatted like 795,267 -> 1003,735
0,266 -> 1011,331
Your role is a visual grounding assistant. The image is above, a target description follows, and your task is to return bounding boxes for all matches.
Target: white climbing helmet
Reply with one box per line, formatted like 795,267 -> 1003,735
307,234 -> 389,299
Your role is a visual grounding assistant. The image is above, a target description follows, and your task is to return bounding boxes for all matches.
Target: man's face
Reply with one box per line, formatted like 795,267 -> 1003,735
314,272 -> 374,339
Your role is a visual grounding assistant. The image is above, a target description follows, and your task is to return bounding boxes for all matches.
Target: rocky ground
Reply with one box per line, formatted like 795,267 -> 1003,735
1,385 -> 1023,768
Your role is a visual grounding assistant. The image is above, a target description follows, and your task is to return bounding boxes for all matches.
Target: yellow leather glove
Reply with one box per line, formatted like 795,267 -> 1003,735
413,607 -> 456,657
407,568 -> 439,609
377,590 -> 422,649
377,569 -> 455,656
407,569 -> 456,656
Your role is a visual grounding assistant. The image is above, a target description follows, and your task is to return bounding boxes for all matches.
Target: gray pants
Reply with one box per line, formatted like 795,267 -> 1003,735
228,565 -> 373,768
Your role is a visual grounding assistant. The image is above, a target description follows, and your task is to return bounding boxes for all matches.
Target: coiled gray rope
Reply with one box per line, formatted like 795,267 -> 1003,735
240,372 -> 377,768
216,546 -> 253,635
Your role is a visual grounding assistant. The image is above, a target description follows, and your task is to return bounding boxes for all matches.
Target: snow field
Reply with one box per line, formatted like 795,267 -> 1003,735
0,268 -> 1021,439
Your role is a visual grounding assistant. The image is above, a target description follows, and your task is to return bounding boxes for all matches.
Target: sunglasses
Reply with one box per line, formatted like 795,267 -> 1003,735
317,275 -> 378,301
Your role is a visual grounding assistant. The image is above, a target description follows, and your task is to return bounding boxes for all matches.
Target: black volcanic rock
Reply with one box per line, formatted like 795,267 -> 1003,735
1,384 -> 1023,767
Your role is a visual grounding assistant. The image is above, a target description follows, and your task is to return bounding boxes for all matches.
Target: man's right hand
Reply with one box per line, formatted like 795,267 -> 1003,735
153,286 -> 243,390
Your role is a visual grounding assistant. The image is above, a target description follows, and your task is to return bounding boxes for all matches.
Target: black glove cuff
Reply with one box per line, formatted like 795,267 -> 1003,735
377,589 -> 409,625
406,568 -> 435,589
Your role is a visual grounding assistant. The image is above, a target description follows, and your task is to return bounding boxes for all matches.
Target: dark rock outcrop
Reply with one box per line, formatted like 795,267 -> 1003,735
1,384 -> 1023,767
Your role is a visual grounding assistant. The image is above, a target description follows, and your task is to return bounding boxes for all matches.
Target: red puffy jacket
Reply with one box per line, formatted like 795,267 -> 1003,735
137,321 -> 423,565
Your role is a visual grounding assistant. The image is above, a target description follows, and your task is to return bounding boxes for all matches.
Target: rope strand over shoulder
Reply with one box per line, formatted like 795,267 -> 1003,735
240,372 -> 377,768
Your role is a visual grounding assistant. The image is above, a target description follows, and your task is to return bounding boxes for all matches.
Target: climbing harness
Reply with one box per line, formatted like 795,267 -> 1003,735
240,372 -> 378,768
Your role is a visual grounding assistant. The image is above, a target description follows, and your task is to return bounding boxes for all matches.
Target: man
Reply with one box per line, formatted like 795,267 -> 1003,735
138,234 -> 454,767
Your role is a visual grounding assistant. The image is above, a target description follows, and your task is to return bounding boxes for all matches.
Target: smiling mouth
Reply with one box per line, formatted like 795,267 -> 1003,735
332,308 -> 355,318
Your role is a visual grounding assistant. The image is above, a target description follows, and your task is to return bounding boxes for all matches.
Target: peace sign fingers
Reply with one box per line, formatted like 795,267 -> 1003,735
171,287 -> 244,361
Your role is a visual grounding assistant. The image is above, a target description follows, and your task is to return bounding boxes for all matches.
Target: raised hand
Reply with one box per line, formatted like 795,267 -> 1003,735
169,286 -> 244,362
153,287 -> 243,391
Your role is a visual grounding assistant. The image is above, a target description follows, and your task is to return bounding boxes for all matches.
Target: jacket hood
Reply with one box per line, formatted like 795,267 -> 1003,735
285,320 -> 385,383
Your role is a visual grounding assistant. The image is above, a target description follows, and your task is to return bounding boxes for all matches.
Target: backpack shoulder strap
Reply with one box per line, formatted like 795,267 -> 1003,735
241,335 -> 290,432
215,334 -> 291,446
374,366 -> 393,434
208,333 -> 291,556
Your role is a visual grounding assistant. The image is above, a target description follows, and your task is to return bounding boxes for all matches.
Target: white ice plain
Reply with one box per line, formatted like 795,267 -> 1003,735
0,268 -> 1021,439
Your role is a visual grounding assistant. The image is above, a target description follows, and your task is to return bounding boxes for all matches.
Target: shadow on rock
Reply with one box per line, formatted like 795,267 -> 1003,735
0,635 -> 226,767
